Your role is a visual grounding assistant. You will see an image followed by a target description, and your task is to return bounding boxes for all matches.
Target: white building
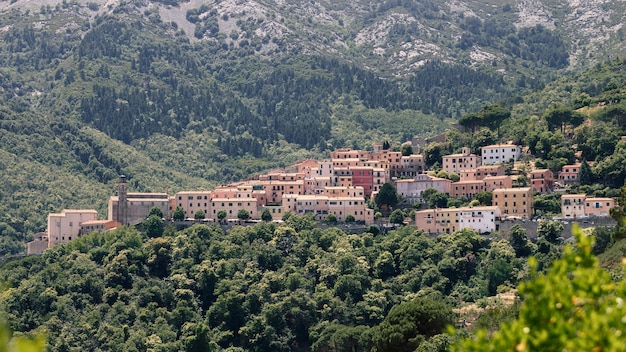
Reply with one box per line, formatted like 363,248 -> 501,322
481,144 -> 522,165
458,206 -> 501,234
47,209 -> 98,247
394,174 -> 452,203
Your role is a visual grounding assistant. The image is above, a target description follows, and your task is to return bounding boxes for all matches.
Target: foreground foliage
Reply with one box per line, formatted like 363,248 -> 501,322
456,226 -> 626,351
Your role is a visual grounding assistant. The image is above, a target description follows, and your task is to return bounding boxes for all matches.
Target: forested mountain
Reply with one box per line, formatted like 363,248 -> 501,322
0,0 -> 625,246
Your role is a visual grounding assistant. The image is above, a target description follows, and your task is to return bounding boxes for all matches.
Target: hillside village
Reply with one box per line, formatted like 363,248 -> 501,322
28,135 -> 620,255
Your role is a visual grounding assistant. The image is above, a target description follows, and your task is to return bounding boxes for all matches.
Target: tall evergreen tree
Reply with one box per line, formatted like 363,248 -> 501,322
578,159 -> 593,185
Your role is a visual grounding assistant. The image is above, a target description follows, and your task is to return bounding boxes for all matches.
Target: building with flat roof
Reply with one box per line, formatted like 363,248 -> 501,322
414,206 -> 500,234
584,197 -> 615,217
483,175 -> 513,192
561,194 -> 586,218
530,169 -> 555,193
394,174 -> 452,203
174,191 -> 213,219
481,144 -> 522,165
442,147 -> 481,174
492,187 -> 533,219
561,195 -> 616,218
450,180 -> 485,199
559,163 -> 582,185
48,209 -> 98,247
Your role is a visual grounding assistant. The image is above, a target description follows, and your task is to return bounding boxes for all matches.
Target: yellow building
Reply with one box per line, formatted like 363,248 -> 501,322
561,194 -> 586,219
561,195 -> 616,218
174,191 -> 213,219
492,187 -> 533,219
210,197 -> 258,220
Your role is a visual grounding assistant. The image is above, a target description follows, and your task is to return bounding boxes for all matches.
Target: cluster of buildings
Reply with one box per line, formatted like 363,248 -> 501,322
27,141 -> 617,254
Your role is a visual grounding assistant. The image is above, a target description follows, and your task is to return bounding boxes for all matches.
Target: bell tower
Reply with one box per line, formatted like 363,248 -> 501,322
117,175 -> 128,225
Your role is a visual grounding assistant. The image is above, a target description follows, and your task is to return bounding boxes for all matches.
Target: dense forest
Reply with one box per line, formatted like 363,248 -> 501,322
1,209 -> 624,351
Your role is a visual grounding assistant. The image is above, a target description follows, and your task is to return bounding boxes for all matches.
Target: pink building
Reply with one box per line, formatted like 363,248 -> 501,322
559,163 -> 581,185
530,169 -> 555,193
450,180 -> 485,199
561,195 -> 615,218
351,167 -> 374,196
483,176 -> 513,192
442,147 -> 481,174
584,197 -> 615,217
330,148 -> 371,160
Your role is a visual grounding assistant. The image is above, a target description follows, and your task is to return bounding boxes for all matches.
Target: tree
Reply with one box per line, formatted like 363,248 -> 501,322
0,322 -> 46,352
421,188 -> 438,202
144,215 -> 164,238
148,206 -> 164,219
173,206 -> 185,221
428,192 -> 449,209
389,209 -> 405,224
478,104 -> 510,136
237,209 -> 250,221
345,214 -> 355,223
217,210 -> 227,223
537,220 -> 564,244
458,112 -> 481,133
423,143 -> 446,169
375,182 -> 399,210
325,213 -> 338,225
401,144 -> 413,156
282,212 -> 293,221
610,184 -> 626,239
261,209 -> 272,222
578,159 -> 593,185
374,298 -> 455,352
543,104 -> 571,133
194,209 -> 206,220
475,191 -> 492,206
509,224 -> 533,257
456,227 -> 626,352
591,226 -> 613,255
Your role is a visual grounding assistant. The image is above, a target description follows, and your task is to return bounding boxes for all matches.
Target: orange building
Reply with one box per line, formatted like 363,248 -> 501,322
492,187 -> 533,219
